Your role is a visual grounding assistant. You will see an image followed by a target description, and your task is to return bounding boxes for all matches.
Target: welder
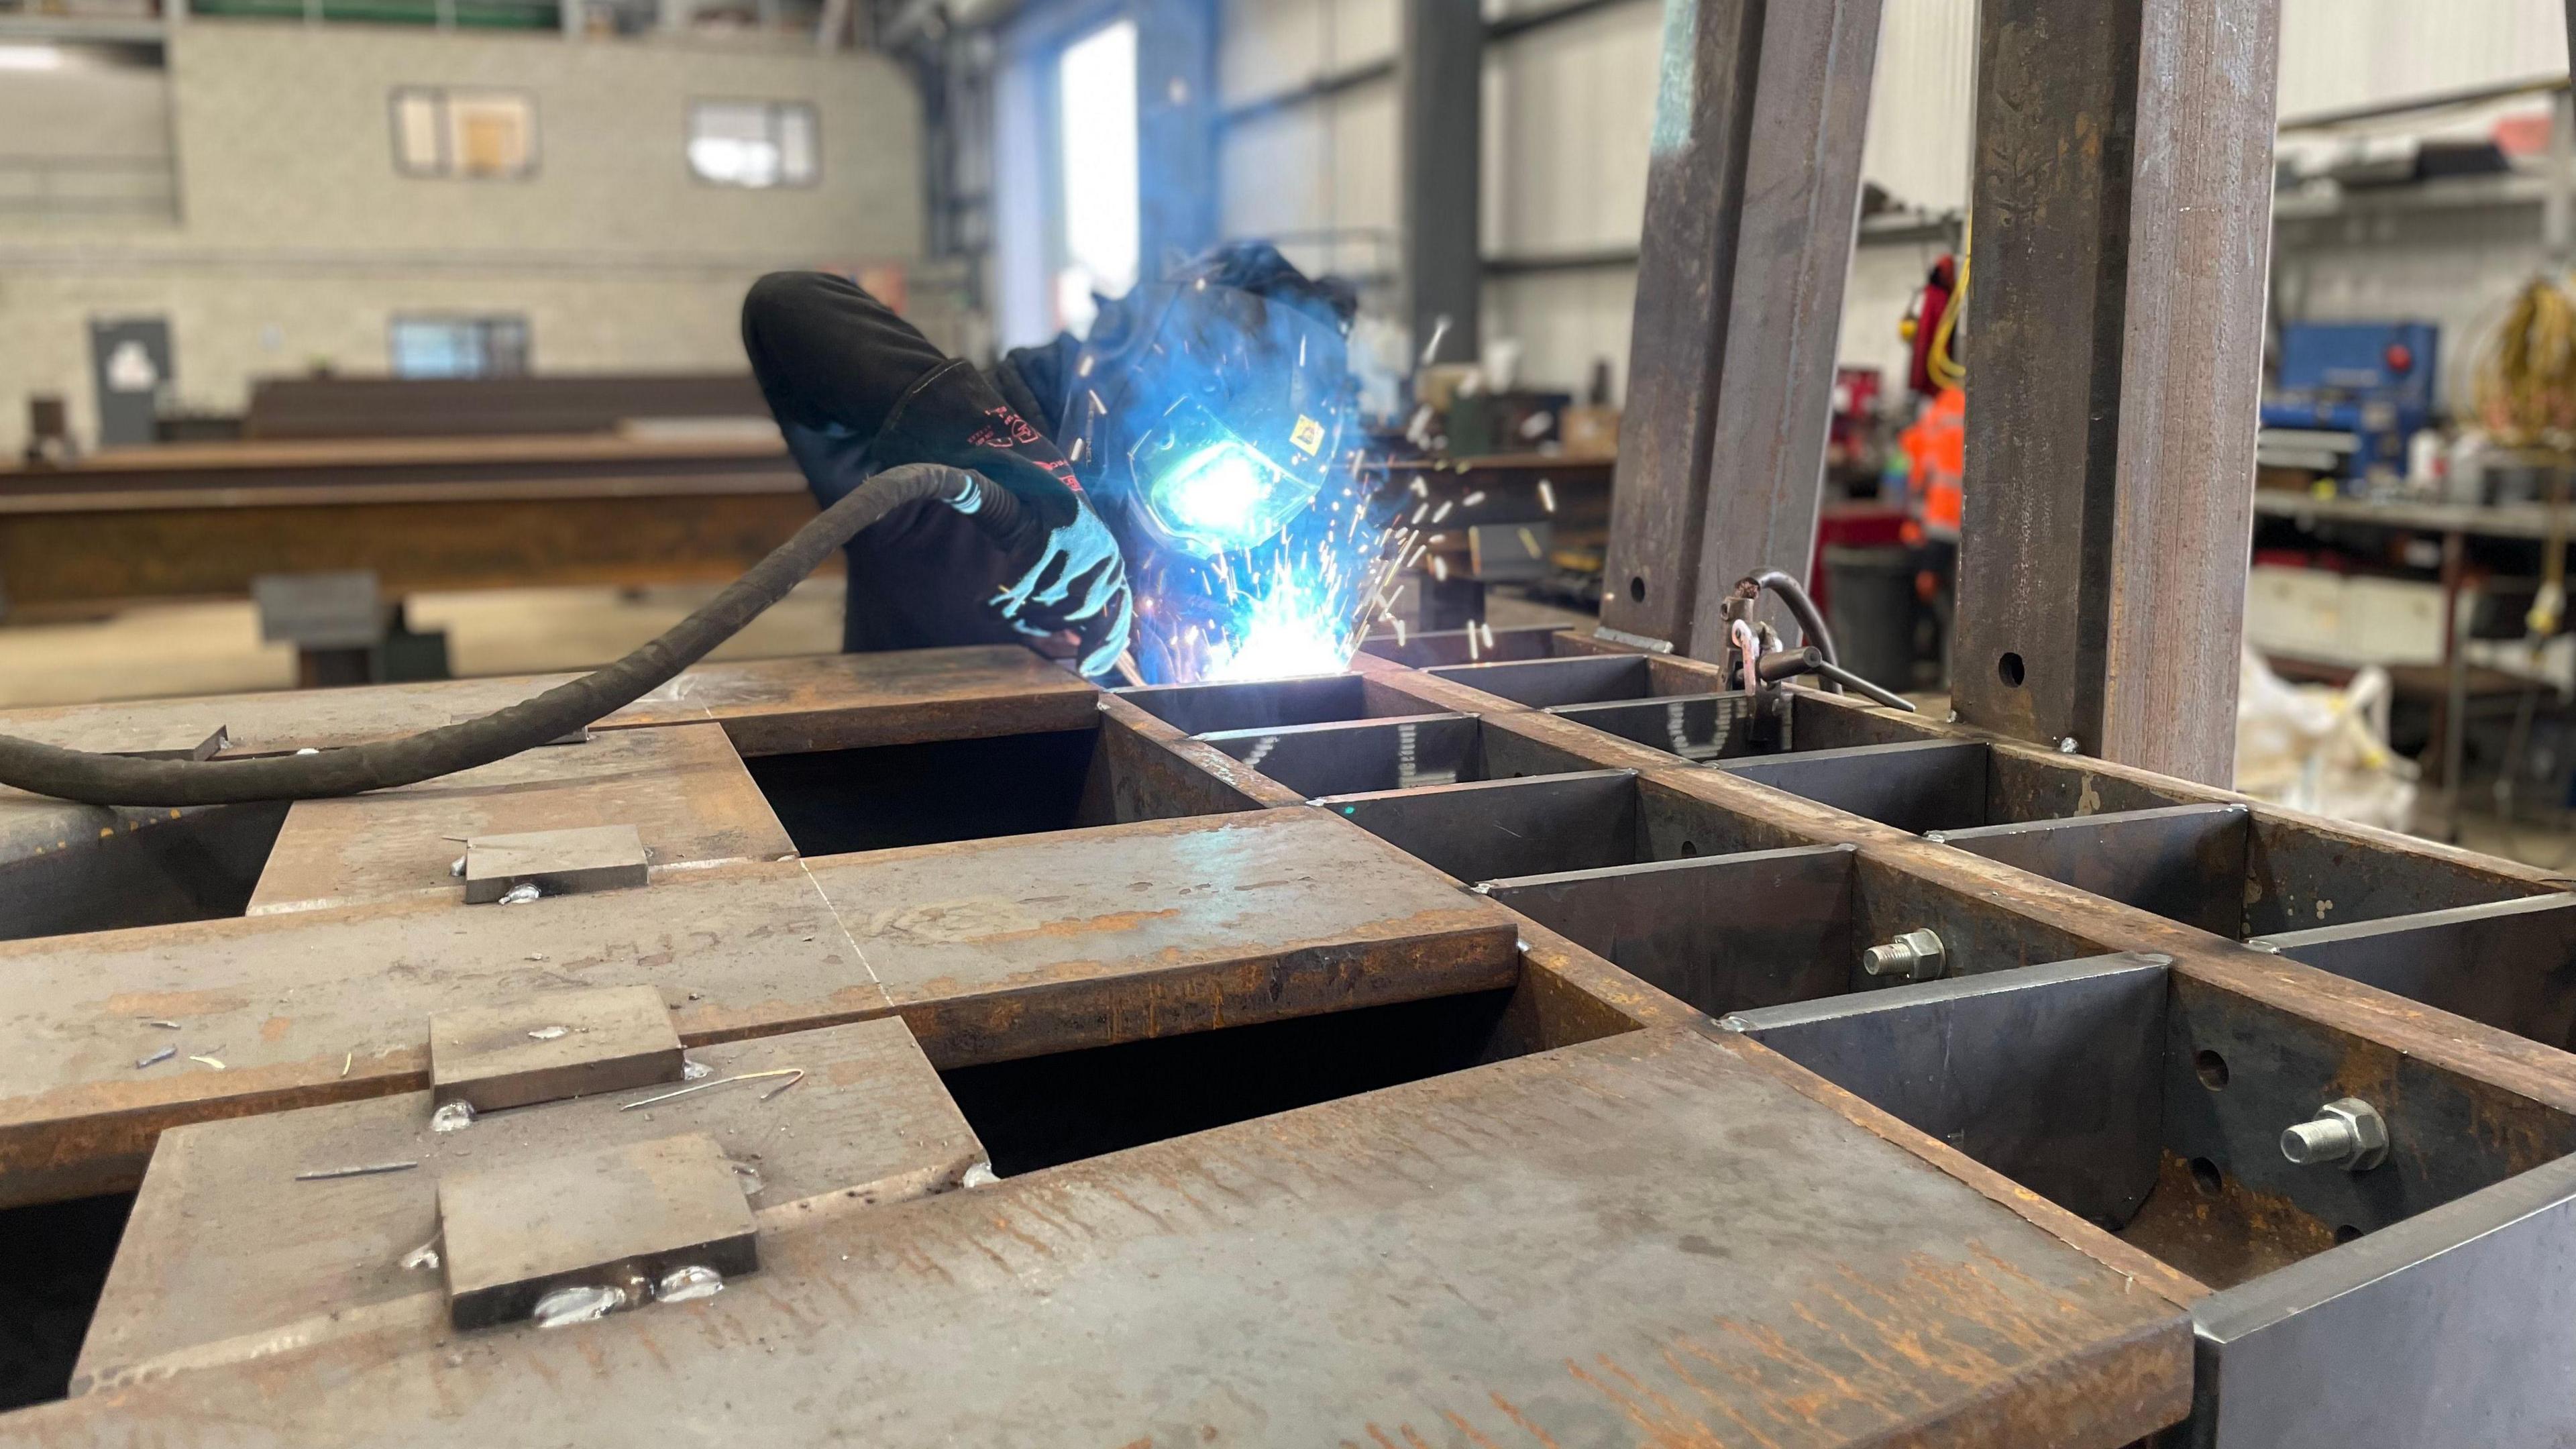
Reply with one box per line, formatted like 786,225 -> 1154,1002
739,241 -> 1359,682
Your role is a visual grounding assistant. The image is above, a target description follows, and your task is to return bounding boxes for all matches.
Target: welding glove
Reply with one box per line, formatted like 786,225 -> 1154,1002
865,360 -> 1136,679
958,480 -> 1132,679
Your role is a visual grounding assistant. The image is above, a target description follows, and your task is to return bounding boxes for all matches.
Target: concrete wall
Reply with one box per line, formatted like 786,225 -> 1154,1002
0,20 -> 925,453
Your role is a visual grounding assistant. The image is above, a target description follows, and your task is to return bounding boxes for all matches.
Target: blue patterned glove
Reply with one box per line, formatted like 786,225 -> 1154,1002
967,489 -> 1132,679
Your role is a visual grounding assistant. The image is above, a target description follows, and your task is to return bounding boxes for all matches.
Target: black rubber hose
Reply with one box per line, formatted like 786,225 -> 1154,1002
0,464 -> 1036,808
1743,568 -> 1838,667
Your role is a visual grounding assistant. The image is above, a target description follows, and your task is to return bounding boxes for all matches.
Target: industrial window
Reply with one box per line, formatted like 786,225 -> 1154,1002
390,88 -> 537,179
687,100 -> 820,189
388,315 -> 530,378
1051,18 -> 1138,335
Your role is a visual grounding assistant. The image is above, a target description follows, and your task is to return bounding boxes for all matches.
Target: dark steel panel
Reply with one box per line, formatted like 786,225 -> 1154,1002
2242,812 -> 2553,937
1426,653 -> 1650,706
2256,895 -> 2576,1053
2188,1153 -> 2576,1449
1548,691 -> 1761,761
2146,972 -> 2576,1291
1113,674 -> 1434,735
1849,855 -> 2114,979
1937,804 -> 2249,938
1595,0 -> 1762,647
1786,691 -> 1940,751
1950,0 -> 2276,784
1986,749 -> 2202,820
1721,954 -> 2171,1228
1195,714 -> 1483,798
1719,738 -> 1990,833
1358,624 -> 1562,667
1949,0 -> 2138,754
1318,769 -> 1640,883
1400,0 -> 1482,364
1680,0 -> 1885,657
2090,0 -> 2277,784
1485,843 -> 1856,1014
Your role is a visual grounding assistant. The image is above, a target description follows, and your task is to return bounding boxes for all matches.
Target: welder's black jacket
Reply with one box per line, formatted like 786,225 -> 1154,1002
741,271 -> 1084,653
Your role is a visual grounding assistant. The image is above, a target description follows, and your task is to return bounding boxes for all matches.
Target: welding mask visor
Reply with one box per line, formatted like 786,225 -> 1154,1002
1069,280 -> 1354,560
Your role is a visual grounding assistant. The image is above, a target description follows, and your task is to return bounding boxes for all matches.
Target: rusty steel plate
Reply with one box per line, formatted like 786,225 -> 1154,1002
244,722 -> 792,916
74,1018 -> 979,1391
801,808 -> 1525,1065
437,1132 -> 757,1331
0,645 -> 1094,763
8,1028 -> 2192,1446
428,983 -> 681,1112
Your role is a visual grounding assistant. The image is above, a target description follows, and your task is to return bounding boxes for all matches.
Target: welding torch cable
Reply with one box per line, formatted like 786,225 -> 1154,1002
0,464 -> 1042,807
1737,569 -> 1842,692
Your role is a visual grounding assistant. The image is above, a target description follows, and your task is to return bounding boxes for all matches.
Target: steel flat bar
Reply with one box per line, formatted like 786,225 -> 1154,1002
1933,803 -> 2250,938
1,1028 -> 2195,1447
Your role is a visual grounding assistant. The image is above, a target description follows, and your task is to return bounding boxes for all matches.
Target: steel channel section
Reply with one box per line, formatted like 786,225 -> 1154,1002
2254,895 -> 2576,1053
1725,954 -> 2576,1445
1113,675 -> 1425,735
1719,738 -> 1990,833
1426,653 -> 1652,706
2241,810 -> 2558,936
1356,624 -> 1562,667
1721,954 -> 2169,1227
2186,1153 -> 2576,1449
1483,844 -> 1858,1014
1193,714 -> 1487,798
1546,690 -> 1764,762
1315,770 -> 1642,883
1934,803 -> 2250,938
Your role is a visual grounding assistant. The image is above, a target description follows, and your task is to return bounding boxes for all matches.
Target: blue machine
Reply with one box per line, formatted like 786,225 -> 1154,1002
2259,320 -> 2439,486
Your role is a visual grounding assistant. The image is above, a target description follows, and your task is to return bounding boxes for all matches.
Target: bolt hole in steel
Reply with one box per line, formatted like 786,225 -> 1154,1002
1997,651 -> 2026,688
1678,840 -> 1699,857
2334,1224 -> 2363,1244
2189,1157 -> 2224,1197
1628,575 -> 1647,603
2194,1050 -> 2230,1090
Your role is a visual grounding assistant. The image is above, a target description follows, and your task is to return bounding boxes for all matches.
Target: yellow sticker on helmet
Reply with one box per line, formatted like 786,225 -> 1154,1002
1290,415 -> 1325,455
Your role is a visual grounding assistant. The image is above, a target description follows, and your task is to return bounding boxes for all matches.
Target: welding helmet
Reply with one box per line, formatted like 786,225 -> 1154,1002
1063,274 -> 1357,559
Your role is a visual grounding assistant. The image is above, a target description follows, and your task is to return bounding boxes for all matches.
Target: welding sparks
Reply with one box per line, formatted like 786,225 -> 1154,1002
1538,478 -> 1557,513
1131,455 -> 1407,685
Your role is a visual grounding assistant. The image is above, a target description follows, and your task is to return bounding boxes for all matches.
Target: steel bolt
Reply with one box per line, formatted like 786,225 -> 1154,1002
2280,1097 -> 2389,1171
1862,928 -> 1946,982
2057,736 -> 2080,753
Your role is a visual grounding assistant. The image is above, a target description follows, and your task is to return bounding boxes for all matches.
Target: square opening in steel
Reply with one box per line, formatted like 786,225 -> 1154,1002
1193,713 -> 1599,798
1724,955 -> 2563,1290
938,988 -> 1523,1177
1112,673 -> 1444,735
0,1191 -> 132,1410
1483,843 -> 2103,1017
1358,623 -> 1566,667
0,802 -> 288,948
1314,769 -> 1795,885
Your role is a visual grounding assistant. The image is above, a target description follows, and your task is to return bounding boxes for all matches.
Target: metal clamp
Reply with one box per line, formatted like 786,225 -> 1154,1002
2280,1097 -> 2389,1172
1862,928 -> 1946,982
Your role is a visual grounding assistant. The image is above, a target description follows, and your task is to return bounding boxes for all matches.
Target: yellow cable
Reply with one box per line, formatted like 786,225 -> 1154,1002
1926,215 -> 1970,391
2466,274 -> 2576,633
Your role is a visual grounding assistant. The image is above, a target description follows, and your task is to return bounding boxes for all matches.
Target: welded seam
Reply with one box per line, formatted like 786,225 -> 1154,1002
799,858 -> 882,987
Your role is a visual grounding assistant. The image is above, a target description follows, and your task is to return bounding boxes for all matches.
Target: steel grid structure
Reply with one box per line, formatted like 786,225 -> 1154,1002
0,634 -> 2566,1444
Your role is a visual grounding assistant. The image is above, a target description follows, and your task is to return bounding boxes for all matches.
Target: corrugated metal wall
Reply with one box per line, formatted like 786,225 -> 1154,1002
1212,0 -> 2575,401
